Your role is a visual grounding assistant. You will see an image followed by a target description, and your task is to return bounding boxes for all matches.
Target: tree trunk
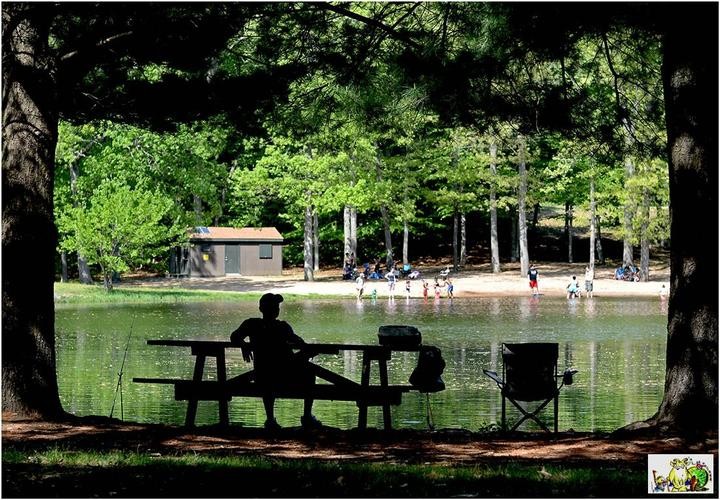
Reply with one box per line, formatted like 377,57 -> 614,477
303,205 -> 314,281
623,157 -> 635,268
402,220 -> 409,265
460,212 -> 467,267
2,4 -> 65,418
510,207 -> 518,263
452,212 -> 459,270
517,136 -> 529,277
69,160 -> 93,283
61,251 -> 68,283
640,187 -> 650,281
628,11 -> 718,434
589,177 -> 596,272
193,194 -> 203,225
343,205 -> 351,265
312,210 -> 319,272
101,265 -> 113,292
489,141 -> 501,273
530,203 -> 540,248
595,215 -> 605,264
566,202 -> 574,263
350,206 -> 357,258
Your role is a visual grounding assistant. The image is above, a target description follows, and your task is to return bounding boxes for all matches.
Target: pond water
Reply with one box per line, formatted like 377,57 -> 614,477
55,296 -> 668,432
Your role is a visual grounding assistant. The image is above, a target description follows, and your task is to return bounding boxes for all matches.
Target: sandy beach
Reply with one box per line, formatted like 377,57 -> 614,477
124,261 -> 671,299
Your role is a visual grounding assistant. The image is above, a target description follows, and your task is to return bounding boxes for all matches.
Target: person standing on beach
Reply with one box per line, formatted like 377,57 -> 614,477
528,264 -> 539,295
446,279 -> 454,299
405,278 -> 411,299
584,265 -> 594,298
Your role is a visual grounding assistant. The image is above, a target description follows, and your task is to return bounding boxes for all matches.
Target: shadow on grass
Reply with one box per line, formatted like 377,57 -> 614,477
3,458 -> 645,498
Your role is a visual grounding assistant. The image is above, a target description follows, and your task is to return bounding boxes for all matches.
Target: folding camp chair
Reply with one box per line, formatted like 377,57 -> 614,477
483,343 -> 577,433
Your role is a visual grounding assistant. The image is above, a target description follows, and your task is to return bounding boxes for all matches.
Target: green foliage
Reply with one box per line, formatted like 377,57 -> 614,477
51,4 -> 671,273
57,180 -> 183,290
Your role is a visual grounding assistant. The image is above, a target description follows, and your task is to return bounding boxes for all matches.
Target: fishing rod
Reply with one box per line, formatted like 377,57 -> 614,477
110,318 -> 134,420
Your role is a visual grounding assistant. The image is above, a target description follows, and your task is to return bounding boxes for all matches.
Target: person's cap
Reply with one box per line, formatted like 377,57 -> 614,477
259,293 -> 284,308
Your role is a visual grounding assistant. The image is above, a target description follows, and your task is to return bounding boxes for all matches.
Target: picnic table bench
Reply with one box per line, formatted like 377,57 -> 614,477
133,340 -> 426,429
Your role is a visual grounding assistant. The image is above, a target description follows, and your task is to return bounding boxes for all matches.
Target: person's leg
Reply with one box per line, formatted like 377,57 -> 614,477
303,398 -> 314,419
263,396 -> 275,421
300,367 -> 321,428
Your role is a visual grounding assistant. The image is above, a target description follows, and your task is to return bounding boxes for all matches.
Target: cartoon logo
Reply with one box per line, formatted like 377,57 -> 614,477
648,454 -> 714,494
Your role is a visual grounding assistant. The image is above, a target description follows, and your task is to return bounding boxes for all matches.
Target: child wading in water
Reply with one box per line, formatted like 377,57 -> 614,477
405,278 -> 411,299
422,280 -> 429,301
446,279 -> 454,299
528,264 -> 539,295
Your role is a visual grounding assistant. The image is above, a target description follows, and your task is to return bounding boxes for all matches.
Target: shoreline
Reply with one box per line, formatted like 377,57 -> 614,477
121,262 -> 671,299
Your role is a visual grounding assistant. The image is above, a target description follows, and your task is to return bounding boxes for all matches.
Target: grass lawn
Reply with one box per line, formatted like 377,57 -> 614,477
2,448 -> 645,497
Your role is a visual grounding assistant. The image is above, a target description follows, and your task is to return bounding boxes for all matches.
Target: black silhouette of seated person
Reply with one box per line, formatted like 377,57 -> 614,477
230,293 -> 321,430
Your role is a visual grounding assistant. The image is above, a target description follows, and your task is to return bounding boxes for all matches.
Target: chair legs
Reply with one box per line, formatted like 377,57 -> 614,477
502,393 -> 559,433
501,395 -> 506,432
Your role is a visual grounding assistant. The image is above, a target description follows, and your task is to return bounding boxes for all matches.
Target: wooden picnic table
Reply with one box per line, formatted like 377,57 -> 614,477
134,340 -> 425,429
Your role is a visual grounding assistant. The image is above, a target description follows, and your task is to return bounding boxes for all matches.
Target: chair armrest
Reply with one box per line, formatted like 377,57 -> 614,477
561,368 -> 578,385
482,369 -> 504,388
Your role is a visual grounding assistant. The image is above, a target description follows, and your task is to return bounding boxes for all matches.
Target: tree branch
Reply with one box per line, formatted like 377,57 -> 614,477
60,30 -> 134,62
317,3 -> 421,50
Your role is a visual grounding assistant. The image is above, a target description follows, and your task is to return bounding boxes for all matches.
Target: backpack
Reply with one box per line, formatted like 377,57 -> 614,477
409,346 -> 446,393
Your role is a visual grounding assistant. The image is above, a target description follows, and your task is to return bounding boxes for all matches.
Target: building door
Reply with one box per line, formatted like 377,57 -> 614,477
225,244 -> 240,274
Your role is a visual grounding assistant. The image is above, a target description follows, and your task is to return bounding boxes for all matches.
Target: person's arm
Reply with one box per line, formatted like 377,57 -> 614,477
230,320 -> 253,362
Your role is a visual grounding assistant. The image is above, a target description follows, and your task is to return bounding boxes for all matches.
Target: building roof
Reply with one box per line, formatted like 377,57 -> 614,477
190,227 -> 283,242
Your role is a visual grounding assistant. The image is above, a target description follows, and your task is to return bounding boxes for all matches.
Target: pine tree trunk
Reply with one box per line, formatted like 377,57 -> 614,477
460,212 -> 467,267
61,251 -> 68,283
402,221 -> 409,265
589,177 -> 596,271
193,194 -> 203,225
69,161 -> 93,283
628,12 -> 718,434
303,205 -> 314,281
566,202 -> 574,263
517,136 -> 529,277
343,205 -> 351,263
640,188 -> 650,281
489,142 -> 501,273
2,4 -> 64,418
350,206 -> 357,258
623,157 -> 635,268
312,210 -> 319,272
595,215 -> 605,264
510,207 -> 518,263
452,212 -> 459,270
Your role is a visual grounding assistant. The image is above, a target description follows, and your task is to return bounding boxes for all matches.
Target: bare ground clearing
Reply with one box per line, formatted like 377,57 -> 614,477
120,261 -> 671,298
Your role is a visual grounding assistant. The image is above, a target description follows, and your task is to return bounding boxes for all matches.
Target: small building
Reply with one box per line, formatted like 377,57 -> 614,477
170,227 -> 284,277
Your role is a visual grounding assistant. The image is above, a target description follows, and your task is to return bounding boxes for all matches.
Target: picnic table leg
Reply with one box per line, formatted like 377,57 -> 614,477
216,353 -> 229,427
185,354 -> 206,427
378,359 -> 392,430
357,354 -> 372,429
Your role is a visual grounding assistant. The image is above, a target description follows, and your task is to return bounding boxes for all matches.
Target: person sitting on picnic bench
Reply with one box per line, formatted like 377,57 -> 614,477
230,293 -> 322,431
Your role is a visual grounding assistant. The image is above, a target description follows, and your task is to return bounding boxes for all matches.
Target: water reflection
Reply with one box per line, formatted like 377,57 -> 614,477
56,297 -> 666,432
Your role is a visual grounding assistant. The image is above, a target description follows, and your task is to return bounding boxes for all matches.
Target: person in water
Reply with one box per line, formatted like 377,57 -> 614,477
230,293 -> 321,430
